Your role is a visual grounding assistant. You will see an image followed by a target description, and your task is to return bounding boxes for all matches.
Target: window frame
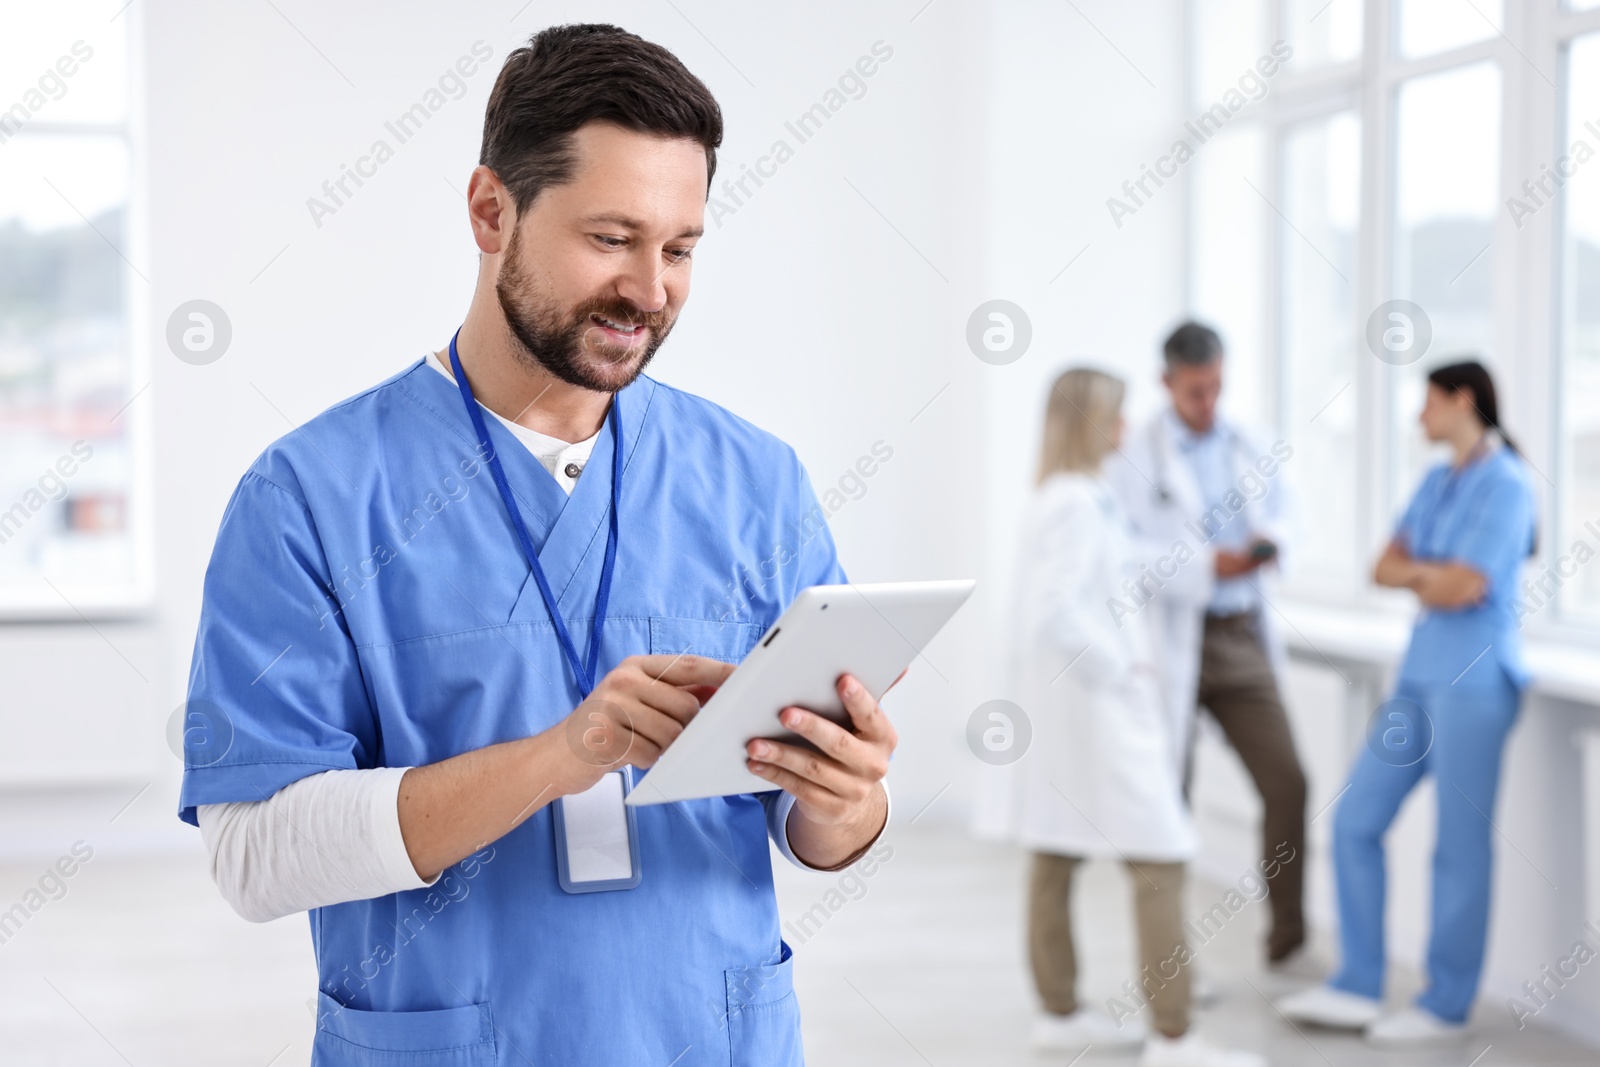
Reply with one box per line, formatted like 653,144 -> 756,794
0,3 -> 153,619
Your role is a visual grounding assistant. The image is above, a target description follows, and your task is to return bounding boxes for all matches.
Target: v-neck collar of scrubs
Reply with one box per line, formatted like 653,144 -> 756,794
1444,434 -> 1498,481
424,349 -> 599,494
1429,437 -> 1500,512
392,354 -> 657,613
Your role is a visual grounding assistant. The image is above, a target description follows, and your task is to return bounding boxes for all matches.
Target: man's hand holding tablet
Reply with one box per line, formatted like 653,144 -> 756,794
747,670 -> 902,869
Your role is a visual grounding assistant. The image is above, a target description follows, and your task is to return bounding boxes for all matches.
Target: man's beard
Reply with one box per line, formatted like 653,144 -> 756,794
495,235 -> 675,393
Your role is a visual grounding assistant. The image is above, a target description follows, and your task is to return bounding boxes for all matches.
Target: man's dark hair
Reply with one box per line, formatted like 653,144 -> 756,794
479,24 -> 723,211
1163,321 -> 1225,368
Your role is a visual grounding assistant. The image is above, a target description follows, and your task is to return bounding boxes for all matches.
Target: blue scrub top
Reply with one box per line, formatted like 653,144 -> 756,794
1394,444 -> 1535,689
178,358 -> 846,1066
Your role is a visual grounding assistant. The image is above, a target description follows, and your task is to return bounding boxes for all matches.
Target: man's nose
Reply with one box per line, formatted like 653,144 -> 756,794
614,253 -> 668,314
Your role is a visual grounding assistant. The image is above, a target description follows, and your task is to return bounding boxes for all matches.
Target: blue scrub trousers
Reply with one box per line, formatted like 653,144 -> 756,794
1327,671 -> 1520,1023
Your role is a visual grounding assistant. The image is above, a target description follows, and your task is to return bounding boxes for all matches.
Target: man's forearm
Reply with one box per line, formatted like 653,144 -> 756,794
785,781 -> 888,871
398,729 -> 581,882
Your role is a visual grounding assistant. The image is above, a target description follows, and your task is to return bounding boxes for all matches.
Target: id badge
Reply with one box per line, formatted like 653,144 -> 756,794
553,767 -> 642,893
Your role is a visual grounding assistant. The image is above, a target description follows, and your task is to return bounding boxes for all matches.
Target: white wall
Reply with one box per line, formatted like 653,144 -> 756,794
972,0 -> 1190,828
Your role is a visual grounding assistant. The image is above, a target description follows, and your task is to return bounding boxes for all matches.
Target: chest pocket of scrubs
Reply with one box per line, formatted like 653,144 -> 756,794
314,992 -> 495,1066
648,616 -> 763,663
724,943 -> 804,1066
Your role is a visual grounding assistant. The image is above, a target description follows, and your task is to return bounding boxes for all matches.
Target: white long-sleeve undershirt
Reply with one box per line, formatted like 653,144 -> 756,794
198,767 -> 433,923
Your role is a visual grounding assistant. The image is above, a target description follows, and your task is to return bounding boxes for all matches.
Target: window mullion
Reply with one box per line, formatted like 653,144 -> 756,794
1354,0 -> 1394,585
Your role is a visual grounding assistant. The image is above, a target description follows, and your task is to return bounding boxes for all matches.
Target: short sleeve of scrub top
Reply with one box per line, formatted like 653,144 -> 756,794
178,470 -> 375,825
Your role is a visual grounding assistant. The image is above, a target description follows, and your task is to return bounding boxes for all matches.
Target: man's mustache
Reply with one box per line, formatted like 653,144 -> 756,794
573,298 -> 673,331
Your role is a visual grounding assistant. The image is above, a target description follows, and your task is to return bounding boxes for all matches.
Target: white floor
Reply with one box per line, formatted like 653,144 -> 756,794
775,827 -> 1597,1067
0,821 -> 1592,1065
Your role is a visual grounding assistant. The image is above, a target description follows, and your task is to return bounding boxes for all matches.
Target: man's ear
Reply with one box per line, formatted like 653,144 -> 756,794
467,165 -> 516,256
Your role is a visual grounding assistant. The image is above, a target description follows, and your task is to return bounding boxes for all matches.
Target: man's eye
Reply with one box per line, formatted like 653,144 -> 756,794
667,248 -> 693,262
595,235 -> 626,249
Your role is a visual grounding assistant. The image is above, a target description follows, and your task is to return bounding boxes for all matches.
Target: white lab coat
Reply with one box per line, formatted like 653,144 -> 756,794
1006,473 -> 1198,862
1102,412 -> 1293,784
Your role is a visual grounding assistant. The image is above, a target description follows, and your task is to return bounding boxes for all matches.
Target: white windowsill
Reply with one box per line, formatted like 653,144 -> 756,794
1277,599 -> 1600,708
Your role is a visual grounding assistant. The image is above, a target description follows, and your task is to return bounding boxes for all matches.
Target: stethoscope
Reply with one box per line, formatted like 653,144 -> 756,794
1149,415 -> 1251,506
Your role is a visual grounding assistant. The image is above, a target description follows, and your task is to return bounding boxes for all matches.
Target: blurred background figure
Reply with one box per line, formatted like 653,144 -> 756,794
1107,322 -> 1307,968
1280,361 -> 1537,1049
1009,367 -> 1263,1067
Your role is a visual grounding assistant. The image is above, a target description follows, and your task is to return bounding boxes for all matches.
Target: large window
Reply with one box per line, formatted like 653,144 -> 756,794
1396,0 -> 1503,57
0,3 -> 146,614
1559,31 -> 1600,619
1280,111 -> 1360,583
1188,0 -> 1600,629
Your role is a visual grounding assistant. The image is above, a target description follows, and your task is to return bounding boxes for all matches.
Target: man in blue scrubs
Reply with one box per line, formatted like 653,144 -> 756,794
178,24 -> 892,1066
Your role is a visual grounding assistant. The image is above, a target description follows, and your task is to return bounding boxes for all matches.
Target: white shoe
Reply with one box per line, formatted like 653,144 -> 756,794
1274,985 -> 1381,1029
1365,1007 -> 1467,1047
1031,1009 -> 1146,1052
1140,1030 -> 1268,1067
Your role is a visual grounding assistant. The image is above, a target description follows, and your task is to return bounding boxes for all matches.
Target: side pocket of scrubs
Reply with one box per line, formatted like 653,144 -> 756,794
313,991 -> 495,1066
724,942 -> 804,1067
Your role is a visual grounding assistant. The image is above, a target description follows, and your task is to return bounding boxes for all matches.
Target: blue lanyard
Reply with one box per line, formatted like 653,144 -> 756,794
447,327 -> 622,698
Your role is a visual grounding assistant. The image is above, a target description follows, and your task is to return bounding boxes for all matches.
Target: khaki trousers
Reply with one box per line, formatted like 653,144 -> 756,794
1196,611 -> 1307,959
1027,852 -> 1190,1037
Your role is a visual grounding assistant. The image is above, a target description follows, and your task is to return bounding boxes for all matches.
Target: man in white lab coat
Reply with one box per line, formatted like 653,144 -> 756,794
1105,321 -> 1307,964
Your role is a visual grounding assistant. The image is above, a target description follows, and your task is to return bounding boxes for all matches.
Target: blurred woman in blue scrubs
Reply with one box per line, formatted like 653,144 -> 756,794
1279,361 -> 1537,1047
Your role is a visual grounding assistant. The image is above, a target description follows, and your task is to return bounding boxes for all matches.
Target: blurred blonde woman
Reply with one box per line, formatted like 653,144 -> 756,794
1010,368 -> 1264,1067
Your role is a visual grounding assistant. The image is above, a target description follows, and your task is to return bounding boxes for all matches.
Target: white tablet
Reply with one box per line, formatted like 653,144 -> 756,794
627,580 -> 975,805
